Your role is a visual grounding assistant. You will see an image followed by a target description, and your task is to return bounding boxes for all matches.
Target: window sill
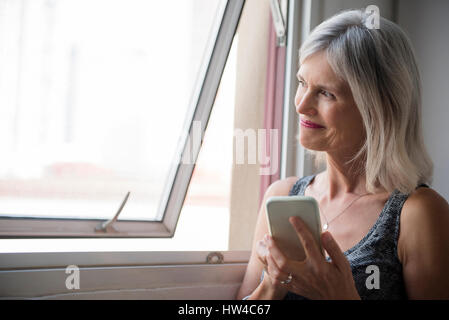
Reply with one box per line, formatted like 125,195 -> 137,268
0,250 -> 250,270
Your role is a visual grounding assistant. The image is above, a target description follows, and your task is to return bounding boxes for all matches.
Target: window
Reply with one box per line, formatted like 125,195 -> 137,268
0,0 -> 303,253
0,0 -> 243,240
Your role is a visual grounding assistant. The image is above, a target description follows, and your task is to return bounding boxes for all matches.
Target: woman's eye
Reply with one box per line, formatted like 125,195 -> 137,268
298,80 -> 305,87
320,90 -> 335,99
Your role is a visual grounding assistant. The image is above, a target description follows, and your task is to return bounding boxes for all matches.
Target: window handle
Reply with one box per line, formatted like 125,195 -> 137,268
270,0 -> 286,47
95,191 -> 130,233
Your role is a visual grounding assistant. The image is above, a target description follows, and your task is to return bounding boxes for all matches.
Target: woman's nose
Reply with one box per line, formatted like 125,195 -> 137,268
295,89 -> 316,115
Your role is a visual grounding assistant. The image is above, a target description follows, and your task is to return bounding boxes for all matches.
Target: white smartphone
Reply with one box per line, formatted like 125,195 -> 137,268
266,195 -> 324,261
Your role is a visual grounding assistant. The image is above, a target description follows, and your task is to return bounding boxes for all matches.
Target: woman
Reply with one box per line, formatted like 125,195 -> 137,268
236,9 -> 449,300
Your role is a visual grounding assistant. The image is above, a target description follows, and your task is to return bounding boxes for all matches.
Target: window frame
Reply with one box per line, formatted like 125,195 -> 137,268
0,250 -> 251,299
0,0 -> 245,238
0,250 -> 251,270
281,0 -> 317,180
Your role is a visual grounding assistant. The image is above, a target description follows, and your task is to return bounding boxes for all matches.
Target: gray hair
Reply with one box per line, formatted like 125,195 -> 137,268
300,9 -> 433,194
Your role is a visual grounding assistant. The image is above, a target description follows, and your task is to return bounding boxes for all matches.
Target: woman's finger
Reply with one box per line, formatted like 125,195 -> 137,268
266,235 -> 292,274
266,251 -> 290,284
256,238 -> 269,266
289,216 -> 323,262
321,231 -> 350,272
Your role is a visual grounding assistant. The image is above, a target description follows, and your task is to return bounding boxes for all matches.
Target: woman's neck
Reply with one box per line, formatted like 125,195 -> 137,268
320,152 -> 369,200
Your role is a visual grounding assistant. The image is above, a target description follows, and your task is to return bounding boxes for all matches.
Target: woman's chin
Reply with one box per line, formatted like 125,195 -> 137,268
299,137 -> 326,151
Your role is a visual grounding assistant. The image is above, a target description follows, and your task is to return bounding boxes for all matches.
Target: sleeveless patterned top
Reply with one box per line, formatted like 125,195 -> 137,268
283,174 -> 429,300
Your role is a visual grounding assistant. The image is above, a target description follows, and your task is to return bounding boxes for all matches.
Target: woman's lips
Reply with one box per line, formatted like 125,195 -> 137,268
300,119 -> 325,129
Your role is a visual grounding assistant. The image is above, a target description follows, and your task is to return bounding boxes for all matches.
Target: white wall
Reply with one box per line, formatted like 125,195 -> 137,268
320,0 -> 394,22
397,0 -> 449,199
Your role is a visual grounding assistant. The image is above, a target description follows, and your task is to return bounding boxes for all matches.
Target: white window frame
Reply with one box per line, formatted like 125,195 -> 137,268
0,0 -> 245,239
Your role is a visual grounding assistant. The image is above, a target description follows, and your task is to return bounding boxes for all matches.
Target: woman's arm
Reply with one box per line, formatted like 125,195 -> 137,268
398,187 -> 449,299
235,176 -> 298,300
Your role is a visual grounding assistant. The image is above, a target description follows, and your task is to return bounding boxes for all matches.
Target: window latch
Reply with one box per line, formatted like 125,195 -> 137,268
95,191 -> 130,233
270,0 -> 286,47
206,252 -> 224,264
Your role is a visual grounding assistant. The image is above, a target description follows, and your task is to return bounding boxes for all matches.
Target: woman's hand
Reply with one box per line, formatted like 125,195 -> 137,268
264,216 -> 361,300
254,235 -> 289,299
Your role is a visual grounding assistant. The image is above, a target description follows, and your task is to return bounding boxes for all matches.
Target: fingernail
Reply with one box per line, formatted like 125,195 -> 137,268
290,217 -> 301,228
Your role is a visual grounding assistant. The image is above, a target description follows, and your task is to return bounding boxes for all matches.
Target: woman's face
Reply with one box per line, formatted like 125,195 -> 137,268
295,51 -> 365,156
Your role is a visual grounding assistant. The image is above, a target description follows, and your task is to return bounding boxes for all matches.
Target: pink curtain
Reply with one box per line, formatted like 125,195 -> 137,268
259,14 -> 286,206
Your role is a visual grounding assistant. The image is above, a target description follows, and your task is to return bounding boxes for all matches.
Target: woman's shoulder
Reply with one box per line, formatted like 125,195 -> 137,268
397,187 -> 449,298
264,176 -> 300,197
402,186 -> 449,218
398,186 -> 449,261
265,173 -> 323,197
400,187 -> 449,231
